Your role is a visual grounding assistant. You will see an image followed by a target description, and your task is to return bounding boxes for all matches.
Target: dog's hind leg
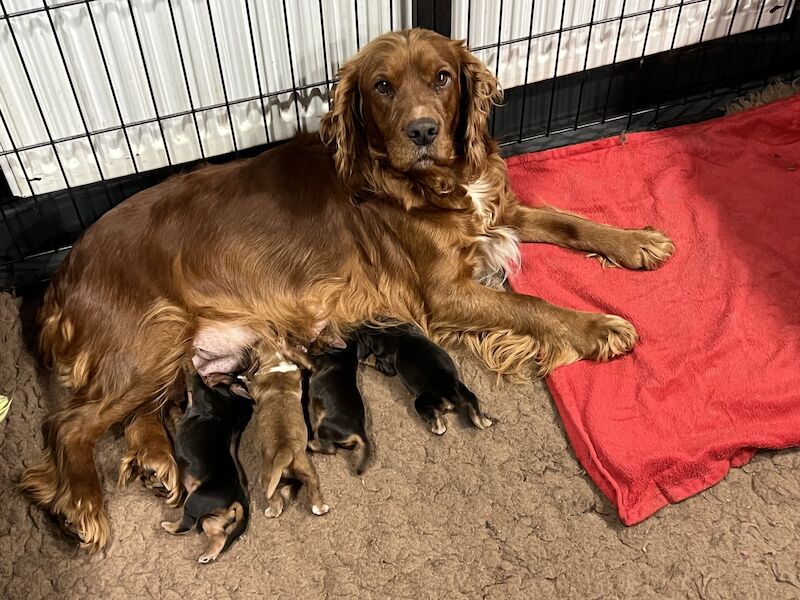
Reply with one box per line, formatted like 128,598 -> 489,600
308,423 -> 337,455
262,450 -> 293,517
197,506 -> 237,564
454,382 -> 493,430
161,510 -> 196,535
119,409 -> 181,505
293,453 -> 329,516
19,398 -> 136,552
413,391 -> 449,435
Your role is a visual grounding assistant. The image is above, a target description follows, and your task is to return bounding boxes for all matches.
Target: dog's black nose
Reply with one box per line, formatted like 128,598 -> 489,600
405,118 -> 439,146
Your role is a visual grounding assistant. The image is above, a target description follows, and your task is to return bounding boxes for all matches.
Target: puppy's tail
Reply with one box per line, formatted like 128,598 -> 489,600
266,449 -> 293,499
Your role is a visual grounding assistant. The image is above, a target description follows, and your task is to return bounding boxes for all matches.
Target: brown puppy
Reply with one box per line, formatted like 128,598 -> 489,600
245,345 -> 329,518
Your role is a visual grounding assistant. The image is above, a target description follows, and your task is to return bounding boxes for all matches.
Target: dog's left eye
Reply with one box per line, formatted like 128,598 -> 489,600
435,71 -> 452,88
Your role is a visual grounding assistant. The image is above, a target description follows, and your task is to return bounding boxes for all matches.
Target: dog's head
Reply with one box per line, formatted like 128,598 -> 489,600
320,29 -> 502,186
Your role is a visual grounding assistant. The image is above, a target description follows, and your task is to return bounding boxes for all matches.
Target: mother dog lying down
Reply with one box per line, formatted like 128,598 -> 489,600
21,29 -> 673,551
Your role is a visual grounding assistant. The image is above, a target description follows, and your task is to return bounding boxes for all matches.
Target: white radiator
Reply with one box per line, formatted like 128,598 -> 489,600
0,0 -> 793,198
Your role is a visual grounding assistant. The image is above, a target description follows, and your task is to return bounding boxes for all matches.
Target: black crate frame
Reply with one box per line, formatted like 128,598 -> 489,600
1,0 -> 799,289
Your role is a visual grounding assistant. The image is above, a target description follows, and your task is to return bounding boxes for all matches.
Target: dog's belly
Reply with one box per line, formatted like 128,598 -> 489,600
192,325 -> 258,376
192,319 -> 332,376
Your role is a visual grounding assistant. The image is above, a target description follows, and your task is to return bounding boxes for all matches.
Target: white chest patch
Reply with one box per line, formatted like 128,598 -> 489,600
465,176 -> 521,284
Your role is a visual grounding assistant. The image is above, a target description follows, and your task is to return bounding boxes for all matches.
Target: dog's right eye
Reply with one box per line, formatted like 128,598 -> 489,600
375,80 -> 392,95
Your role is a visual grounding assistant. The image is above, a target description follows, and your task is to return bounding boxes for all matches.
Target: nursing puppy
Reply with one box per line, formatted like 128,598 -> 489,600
161,373 -> 252,564
246,347 -> 329,518
357,324 -> 493,435
307,341 -> 371,475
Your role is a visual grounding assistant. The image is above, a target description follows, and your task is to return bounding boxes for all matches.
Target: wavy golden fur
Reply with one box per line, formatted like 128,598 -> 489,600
20,29 -> 673,552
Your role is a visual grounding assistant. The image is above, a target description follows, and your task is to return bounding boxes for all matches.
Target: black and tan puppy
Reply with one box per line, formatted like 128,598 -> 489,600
307,341 -> 371,475
161,373 -> 252,563
357,324 -> 493,435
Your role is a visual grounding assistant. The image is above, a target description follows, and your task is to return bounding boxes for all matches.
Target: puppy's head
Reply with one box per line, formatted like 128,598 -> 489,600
203,372 -> 252,400
187,372 -> 254,429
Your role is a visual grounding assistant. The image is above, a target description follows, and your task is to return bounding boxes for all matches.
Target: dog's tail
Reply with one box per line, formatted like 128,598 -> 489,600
266,449 -> 293,499
221,497 -> 250,555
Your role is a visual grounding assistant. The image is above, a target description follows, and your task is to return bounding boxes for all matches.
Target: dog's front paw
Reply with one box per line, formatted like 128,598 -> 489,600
119,448 -> 181,506
581,314 -> 638,361
600,227 -> 674,270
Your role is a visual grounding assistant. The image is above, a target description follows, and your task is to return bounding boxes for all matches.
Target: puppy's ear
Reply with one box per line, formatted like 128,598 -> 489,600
319,58 -> 366,187
454,40 -> 503,178
203,372 -> 235,388
229,383 -> 253,401
321,332 -> 348,349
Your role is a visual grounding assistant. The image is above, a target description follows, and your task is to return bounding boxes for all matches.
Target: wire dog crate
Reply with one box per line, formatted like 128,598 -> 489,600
1,0 -> 798,289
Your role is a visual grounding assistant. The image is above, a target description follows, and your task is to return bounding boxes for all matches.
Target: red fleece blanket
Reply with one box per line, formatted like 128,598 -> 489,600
507,95 -> 800,525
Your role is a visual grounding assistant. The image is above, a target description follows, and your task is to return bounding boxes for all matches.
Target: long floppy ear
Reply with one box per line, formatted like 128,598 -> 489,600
319,59 -> 366,185
455,41 -> 503,178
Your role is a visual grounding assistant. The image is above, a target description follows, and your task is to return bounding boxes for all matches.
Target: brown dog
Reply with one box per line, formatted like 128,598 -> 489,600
22,29 -> 672,550
245,345 -> 329,518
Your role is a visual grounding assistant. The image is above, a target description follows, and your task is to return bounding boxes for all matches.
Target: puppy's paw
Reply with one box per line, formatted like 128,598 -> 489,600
160,520 -> 177,534
198,554 -> 218,564
360,355 -> 378,368
431,417 -> 447,436
264,505 -> 283,518
308,439 -> 336,455
161,519 -> 191,535
466,405 -> 494,430
474,414 -> 494,430
311,504 -> 330,516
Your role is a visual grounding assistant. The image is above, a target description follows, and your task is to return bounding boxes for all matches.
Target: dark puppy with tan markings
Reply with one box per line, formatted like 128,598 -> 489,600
307,340 -> 371,475
161,373 -> 252,564
357,324 -> 493,435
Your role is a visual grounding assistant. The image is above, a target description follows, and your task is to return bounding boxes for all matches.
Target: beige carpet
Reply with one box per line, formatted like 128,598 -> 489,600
2,288 -> 800,599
